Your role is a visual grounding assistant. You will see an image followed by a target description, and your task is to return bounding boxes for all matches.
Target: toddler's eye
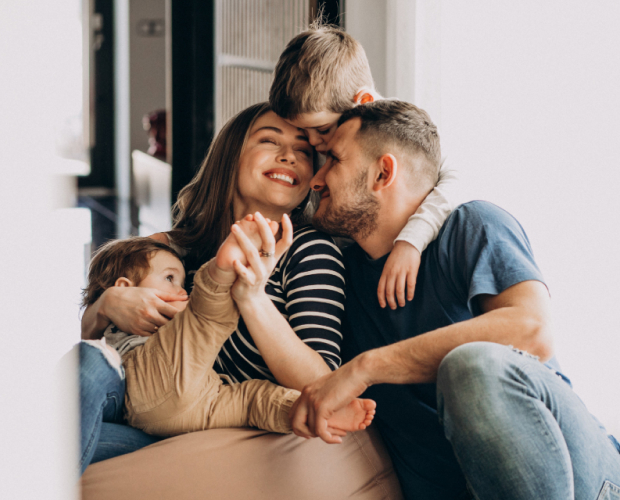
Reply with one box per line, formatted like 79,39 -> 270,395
166,275 -> 174,282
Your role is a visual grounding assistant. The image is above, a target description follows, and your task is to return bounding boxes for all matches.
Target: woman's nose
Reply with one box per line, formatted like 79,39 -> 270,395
277,145 -> 296,164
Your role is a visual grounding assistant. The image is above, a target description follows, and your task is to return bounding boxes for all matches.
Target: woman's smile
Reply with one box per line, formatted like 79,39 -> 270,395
264,168 -> 300,186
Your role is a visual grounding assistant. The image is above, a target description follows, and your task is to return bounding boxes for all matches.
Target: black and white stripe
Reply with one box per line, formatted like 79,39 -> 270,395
214,225 -> 346,383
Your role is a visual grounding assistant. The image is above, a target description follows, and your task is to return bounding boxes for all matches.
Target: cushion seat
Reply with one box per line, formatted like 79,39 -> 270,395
81,426 -> 403,500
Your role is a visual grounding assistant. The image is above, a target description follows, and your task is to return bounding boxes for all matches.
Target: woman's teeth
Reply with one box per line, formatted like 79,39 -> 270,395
267,173 -> 295,185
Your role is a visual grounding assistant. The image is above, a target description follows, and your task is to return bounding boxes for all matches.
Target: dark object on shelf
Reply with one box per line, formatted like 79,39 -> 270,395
143,109 -> 167,160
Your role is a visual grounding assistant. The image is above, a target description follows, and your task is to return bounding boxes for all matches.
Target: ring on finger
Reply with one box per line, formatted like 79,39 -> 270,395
259,249 -> 275,258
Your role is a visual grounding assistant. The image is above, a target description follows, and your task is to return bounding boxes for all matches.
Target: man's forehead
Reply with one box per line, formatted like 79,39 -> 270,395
328,117 -> 361,152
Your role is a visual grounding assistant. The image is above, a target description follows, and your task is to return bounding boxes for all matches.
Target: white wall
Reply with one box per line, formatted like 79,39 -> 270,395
1,1 -> 80,498
439,1 -> 620,437
350,1 -> 620,436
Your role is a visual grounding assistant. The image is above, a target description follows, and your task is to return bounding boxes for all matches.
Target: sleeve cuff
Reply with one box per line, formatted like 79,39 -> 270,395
394,218 -> 436,253
195,258 -> 235,294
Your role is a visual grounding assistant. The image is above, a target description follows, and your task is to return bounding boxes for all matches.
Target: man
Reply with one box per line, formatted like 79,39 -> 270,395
289,99 -> 620,500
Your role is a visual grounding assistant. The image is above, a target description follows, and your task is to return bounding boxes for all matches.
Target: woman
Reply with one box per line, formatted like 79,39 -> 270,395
78,102 -> 346,474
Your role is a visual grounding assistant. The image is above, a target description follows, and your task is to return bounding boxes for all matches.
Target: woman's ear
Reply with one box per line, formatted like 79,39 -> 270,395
372,154 -> 398,191
114,277 -> 134,287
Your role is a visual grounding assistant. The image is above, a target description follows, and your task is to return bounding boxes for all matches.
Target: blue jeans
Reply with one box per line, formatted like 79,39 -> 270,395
437,342 -> 620,500
78,342 -> 161,475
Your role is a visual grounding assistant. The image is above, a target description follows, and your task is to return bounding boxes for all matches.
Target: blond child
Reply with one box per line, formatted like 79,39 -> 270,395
81,216 -> 375,438
269,23 -> 457,310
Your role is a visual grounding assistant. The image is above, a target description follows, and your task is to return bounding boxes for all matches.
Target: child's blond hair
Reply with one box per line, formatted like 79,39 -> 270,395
269,22 -> 374,119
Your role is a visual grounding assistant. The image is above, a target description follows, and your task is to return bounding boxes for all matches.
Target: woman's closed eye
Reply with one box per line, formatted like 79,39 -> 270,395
318,128 -> 332,136
295,147 -> 311,157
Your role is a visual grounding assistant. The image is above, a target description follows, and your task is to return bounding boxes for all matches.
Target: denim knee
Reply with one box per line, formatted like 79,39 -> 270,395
438,342 -> 507,391
79,342 -> 125,393
436,342 -> 511,426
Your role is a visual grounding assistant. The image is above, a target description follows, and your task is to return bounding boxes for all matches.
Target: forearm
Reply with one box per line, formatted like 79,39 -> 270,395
237,294 -> 332,391
80,297 -> 110,340
395,161 -> 457,253
357,304 -> 553,386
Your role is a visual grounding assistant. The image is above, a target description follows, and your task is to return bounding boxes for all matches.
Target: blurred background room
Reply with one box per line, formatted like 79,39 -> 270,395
1,1 -> 619,498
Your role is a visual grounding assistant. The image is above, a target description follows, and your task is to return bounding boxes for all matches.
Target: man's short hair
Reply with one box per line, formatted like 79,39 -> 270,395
82,237 -> 182,308
338,100 -> 441,187
269,22 -> 374,119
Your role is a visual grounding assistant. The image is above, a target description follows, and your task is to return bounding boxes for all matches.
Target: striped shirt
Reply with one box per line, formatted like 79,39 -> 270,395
206,225 -> 346,383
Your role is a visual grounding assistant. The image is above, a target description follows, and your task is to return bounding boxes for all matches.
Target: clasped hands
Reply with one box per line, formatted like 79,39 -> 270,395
210,212 -> 293,303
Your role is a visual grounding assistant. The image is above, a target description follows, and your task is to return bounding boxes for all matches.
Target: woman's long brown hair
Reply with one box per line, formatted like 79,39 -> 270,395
168,102 -> 317,266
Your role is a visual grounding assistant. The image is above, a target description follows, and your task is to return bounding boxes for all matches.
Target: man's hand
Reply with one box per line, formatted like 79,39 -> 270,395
289,358 -> 371,444
377,241 -> 421,309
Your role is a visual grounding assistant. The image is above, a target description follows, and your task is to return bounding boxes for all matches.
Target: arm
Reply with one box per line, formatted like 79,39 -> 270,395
235,295 -> 332,391
231,219 -> 345,391
80,232 -> 187,340
81,286 -> 189,340
291,279 -> 553,442
359,280 -> 552,385
394,160 -> 457,253
378,161 -> 457,308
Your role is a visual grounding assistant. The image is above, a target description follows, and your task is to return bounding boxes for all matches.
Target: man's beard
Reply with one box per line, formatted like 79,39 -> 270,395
312,169 -> 379,240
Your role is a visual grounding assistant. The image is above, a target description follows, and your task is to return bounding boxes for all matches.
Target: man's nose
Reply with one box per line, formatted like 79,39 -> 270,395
310,164 -> 327,191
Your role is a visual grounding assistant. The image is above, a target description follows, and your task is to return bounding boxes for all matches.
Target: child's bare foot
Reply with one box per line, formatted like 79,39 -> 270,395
326,398 -> 376,433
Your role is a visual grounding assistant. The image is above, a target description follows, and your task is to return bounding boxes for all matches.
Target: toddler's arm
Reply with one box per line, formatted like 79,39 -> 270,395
378,161 -> 457,309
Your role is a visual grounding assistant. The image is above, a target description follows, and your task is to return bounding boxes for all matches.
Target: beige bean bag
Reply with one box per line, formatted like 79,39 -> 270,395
81,426 -> 403,500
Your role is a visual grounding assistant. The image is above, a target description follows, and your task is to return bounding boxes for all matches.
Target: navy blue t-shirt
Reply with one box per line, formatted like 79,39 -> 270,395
341,201 -> 546,500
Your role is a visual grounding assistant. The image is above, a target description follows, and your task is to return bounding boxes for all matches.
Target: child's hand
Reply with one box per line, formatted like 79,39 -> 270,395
230,213 -> 293,304
377,241 -> 421,309
212,214 -> 279,284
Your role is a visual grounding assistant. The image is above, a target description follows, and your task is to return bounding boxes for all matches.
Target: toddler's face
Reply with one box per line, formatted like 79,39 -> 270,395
287,111 -> 342,154
138,251 -> 187,310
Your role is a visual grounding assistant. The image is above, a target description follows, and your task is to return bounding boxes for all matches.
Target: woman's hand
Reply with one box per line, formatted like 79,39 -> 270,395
212,214 -> 278,284
230,212 -> 293,304
83,286 -> 188,339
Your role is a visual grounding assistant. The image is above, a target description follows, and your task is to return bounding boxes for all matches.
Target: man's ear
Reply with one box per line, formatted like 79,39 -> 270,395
353,87 -> 379,105
372,154 -> 398,191
114,277 -> 134,287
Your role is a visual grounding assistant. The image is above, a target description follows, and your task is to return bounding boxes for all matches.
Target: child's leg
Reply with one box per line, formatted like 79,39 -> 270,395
155,258 -> 240,374
201,380 -> 376,435
209,379 -> 299,433
133,377 -> 298,436
130,370 -> 376,437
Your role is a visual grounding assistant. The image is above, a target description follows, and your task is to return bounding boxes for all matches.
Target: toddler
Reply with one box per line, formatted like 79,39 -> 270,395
81,217 -> 375,437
